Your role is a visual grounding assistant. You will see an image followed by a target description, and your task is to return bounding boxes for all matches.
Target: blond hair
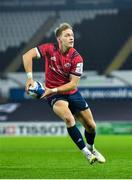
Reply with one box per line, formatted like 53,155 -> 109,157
55,23 -> 72,38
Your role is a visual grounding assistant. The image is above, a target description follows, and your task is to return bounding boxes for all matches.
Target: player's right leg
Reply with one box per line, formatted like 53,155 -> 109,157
52,99 -> 97,164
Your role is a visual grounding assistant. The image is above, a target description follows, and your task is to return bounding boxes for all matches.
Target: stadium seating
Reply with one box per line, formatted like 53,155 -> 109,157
0,11 -> 55,51
0,7 -> 132,73
39,8 -> 132,72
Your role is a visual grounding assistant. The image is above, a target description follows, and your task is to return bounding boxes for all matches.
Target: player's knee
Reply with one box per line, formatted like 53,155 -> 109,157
92,122 -> 96,131
64,115 -> 75,127
86,122 -> 96,133
90,117 -> 96,131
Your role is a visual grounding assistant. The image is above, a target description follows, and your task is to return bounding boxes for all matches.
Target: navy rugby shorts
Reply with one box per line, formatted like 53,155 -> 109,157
47,90 -> 89,114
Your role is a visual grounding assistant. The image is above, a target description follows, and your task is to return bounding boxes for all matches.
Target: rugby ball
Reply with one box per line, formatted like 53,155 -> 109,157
28,81 -> 45,99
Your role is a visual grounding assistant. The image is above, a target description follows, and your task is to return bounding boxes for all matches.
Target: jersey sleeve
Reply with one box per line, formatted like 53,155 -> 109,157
70,55 -> 83,76
35,43 -> 52,58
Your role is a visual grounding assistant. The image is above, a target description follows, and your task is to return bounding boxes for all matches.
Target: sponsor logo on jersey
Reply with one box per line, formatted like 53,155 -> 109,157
50,56 -> 56,61
49,65 -> 56,71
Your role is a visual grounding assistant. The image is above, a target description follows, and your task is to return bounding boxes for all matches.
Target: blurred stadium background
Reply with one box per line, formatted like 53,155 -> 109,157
0,0 -> 132,136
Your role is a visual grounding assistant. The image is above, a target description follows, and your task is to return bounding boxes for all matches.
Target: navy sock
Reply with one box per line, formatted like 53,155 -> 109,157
67,125 -> 85,150
84,129 -> 96,145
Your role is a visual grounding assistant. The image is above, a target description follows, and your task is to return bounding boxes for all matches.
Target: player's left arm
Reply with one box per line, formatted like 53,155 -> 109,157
55,74 -> 80,92
43,74 -> 80,98
57,74 -> 80,93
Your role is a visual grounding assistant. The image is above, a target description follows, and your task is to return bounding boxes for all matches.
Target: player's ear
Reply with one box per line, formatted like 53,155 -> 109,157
57,37 -> 61,43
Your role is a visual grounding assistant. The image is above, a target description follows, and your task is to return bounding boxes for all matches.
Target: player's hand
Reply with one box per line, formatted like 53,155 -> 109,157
25,78 -> 34,93
41,88 -> 57,99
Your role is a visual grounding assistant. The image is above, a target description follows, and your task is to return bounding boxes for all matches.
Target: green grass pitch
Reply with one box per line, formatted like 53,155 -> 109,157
0,135 -> 132,179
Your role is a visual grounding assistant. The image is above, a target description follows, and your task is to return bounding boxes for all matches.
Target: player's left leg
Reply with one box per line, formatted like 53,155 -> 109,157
76,108 -> 106,163
68,90 -> 105,163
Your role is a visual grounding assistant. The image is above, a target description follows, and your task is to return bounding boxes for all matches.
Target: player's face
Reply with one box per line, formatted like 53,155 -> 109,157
59,29 -> 74,49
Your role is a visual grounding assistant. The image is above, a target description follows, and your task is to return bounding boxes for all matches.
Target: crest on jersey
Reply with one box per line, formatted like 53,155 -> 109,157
64,63 -> 71,68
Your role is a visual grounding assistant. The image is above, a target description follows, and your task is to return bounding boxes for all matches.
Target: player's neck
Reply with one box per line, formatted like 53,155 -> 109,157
59,44 -> 70,54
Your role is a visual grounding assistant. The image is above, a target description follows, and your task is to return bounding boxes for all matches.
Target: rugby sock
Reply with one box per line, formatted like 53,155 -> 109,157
67,125 -> 85,150
82,146 -> 92,155
84,129 -> 96,149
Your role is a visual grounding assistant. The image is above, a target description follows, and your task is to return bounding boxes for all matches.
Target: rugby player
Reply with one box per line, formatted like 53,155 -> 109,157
23,23 -> 105,164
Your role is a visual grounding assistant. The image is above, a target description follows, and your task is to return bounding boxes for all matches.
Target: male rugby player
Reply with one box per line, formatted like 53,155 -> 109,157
23,23 -> 105,164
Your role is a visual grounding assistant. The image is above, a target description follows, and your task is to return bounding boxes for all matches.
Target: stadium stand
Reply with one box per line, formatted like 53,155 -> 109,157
36,8 -> 132,73
0,11 -> 55,51
0,7 -> 132,73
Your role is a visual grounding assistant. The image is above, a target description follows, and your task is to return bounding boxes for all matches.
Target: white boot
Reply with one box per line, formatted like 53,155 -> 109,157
82,146 -> 97,164
87,144 -> 106,163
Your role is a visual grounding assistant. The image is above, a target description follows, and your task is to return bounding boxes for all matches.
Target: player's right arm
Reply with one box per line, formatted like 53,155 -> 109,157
22,48 -> 38,92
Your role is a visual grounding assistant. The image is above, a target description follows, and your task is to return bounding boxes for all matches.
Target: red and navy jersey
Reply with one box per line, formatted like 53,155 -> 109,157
36,43 -> 83,94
